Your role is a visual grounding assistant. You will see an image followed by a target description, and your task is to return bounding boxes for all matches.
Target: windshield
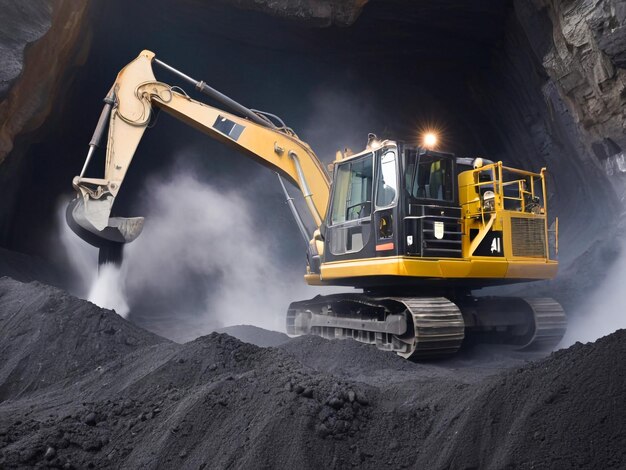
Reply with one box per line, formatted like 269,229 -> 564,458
405,151 -> 454,201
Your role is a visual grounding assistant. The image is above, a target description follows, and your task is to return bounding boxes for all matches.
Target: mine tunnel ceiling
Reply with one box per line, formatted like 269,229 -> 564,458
79,0 -> 516,158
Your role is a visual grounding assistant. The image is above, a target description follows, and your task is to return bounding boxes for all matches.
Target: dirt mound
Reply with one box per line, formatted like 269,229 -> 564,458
0,249 -> 63,287
281,334 -> 420,376
0,277 -> 165,401
215,324 -> 290,347
0,278 -> 624,469
446,330 -> 626,468
0,279 -> 375,469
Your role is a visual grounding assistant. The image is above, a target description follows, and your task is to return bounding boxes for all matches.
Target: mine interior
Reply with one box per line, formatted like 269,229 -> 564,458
1,1 -> 625,468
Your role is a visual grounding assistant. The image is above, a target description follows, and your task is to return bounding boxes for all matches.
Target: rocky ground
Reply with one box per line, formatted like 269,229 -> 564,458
0,277 -> 624,469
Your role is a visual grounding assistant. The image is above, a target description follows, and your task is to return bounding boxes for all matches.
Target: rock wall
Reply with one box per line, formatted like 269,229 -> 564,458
0,0 -> 90,165
0,0 -> 90,251
0,1 -> 52,99
533,0 -> 626,193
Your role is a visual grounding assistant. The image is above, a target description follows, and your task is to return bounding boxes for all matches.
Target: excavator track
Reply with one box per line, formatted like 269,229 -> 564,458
518,297 -> 567,350
287,294 -> 566,359
395,297 -> 465,359
461,296 -> 567,351
287,294 -> 465,360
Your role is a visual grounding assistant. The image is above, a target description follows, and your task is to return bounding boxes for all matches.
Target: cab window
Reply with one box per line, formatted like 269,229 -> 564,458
406,153 -> 453,201
330,154 -> 373,224
376,149 -> 398,207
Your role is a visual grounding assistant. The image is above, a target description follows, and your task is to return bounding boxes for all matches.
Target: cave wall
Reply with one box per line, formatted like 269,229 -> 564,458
0,0 -> 90,254
0,0 -> 89,164
465,0 -> 625,263
0,0 -> 51,99
539,0 -> 625,168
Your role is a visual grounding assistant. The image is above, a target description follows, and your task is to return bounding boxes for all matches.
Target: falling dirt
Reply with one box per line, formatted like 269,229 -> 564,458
0,277 -> 624,469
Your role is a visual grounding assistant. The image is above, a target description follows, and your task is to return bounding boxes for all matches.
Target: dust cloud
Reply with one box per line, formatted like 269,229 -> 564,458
58,85 -> 372,341
59,169 -> 341,341
87,264 -> 130,317
58,205 -> 129,317
124,171 -> 303,334
562,237 -> 626,346
301,86 -> 377,162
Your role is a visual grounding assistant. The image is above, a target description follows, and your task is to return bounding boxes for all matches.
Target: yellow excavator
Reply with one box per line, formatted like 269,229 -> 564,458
67,50 -> 566,358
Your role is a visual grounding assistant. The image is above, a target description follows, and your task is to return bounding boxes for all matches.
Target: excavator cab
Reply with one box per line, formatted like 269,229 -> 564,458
322,144 -> 463,279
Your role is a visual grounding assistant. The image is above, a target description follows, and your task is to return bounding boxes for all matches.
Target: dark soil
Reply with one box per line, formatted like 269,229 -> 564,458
215,324 -> 290,347
0,277 -> 624,469
0,248 -> 63,288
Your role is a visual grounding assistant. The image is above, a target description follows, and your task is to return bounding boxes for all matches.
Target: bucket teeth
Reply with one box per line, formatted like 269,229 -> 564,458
66,196 -> 144,248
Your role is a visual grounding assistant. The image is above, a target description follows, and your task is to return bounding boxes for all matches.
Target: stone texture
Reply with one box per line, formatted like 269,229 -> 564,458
219,0 -> 368,26
0,0 -> 90,166
0,0 -> 52,98
531,0 -> 626,189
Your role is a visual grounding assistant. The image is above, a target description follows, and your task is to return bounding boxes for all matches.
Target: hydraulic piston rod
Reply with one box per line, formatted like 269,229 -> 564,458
277,173 -> 311,246
153,57 -> 274,128
80,90 -> 115,177
154,55 -> 323,227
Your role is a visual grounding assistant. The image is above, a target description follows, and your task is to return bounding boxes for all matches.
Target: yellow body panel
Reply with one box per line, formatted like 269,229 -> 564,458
506,260 -> 558,279
304,273 -> 326,285
313,162 -> 558,286
315,256 -> 556,283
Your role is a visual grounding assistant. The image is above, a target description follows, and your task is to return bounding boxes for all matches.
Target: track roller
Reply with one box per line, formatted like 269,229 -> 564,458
459,296 -> 567,351
517,297 -> 567,350
286,294 -> 465,359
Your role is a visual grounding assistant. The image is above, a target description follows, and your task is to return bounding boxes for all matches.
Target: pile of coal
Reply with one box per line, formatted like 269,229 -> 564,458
215,324 -> 290,347
0,277 -> 624,469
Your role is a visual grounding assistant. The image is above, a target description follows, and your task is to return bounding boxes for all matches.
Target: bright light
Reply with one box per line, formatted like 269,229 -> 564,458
423,132 -> 438,149
368,139 -> 381,150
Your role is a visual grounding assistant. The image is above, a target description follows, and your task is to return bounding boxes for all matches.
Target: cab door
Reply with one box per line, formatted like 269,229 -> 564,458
373,147 -> 399,256
324,153 -> 375,261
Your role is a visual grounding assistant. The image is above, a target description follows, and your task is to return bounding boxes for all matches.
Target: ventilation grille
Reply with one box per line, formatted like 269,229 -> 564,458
511,217 -> 546,258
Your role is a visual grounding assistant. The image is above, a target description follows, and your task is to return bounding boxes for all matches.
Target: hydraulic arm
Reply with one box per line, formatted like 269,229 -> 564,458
69,50 -> 330,249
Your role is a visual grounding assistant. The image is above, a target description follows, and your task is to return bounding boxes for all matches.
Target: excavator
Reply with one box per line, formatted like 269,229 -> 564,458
67,50 -> 566,358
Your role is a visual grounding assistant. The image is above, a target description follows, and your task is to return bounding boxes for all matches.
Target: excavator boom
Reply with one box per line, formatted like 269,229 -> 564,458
70,50 -> 329,249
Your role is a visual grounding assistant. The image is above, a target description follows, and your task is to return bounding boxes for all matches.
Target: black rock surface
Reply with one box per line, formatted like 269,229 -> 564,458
0,0 -> 52,98
0,277 -> 624,469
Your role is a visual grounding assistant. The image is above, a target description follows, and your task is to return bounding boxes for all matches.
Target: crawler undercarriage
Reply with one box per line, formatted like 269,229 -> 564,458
287,294 -> 566,358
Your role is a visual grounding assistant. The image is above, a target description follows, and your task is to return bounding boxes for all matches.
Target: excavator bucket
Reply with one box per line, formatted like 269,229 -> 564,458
66,195 -> 144,248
